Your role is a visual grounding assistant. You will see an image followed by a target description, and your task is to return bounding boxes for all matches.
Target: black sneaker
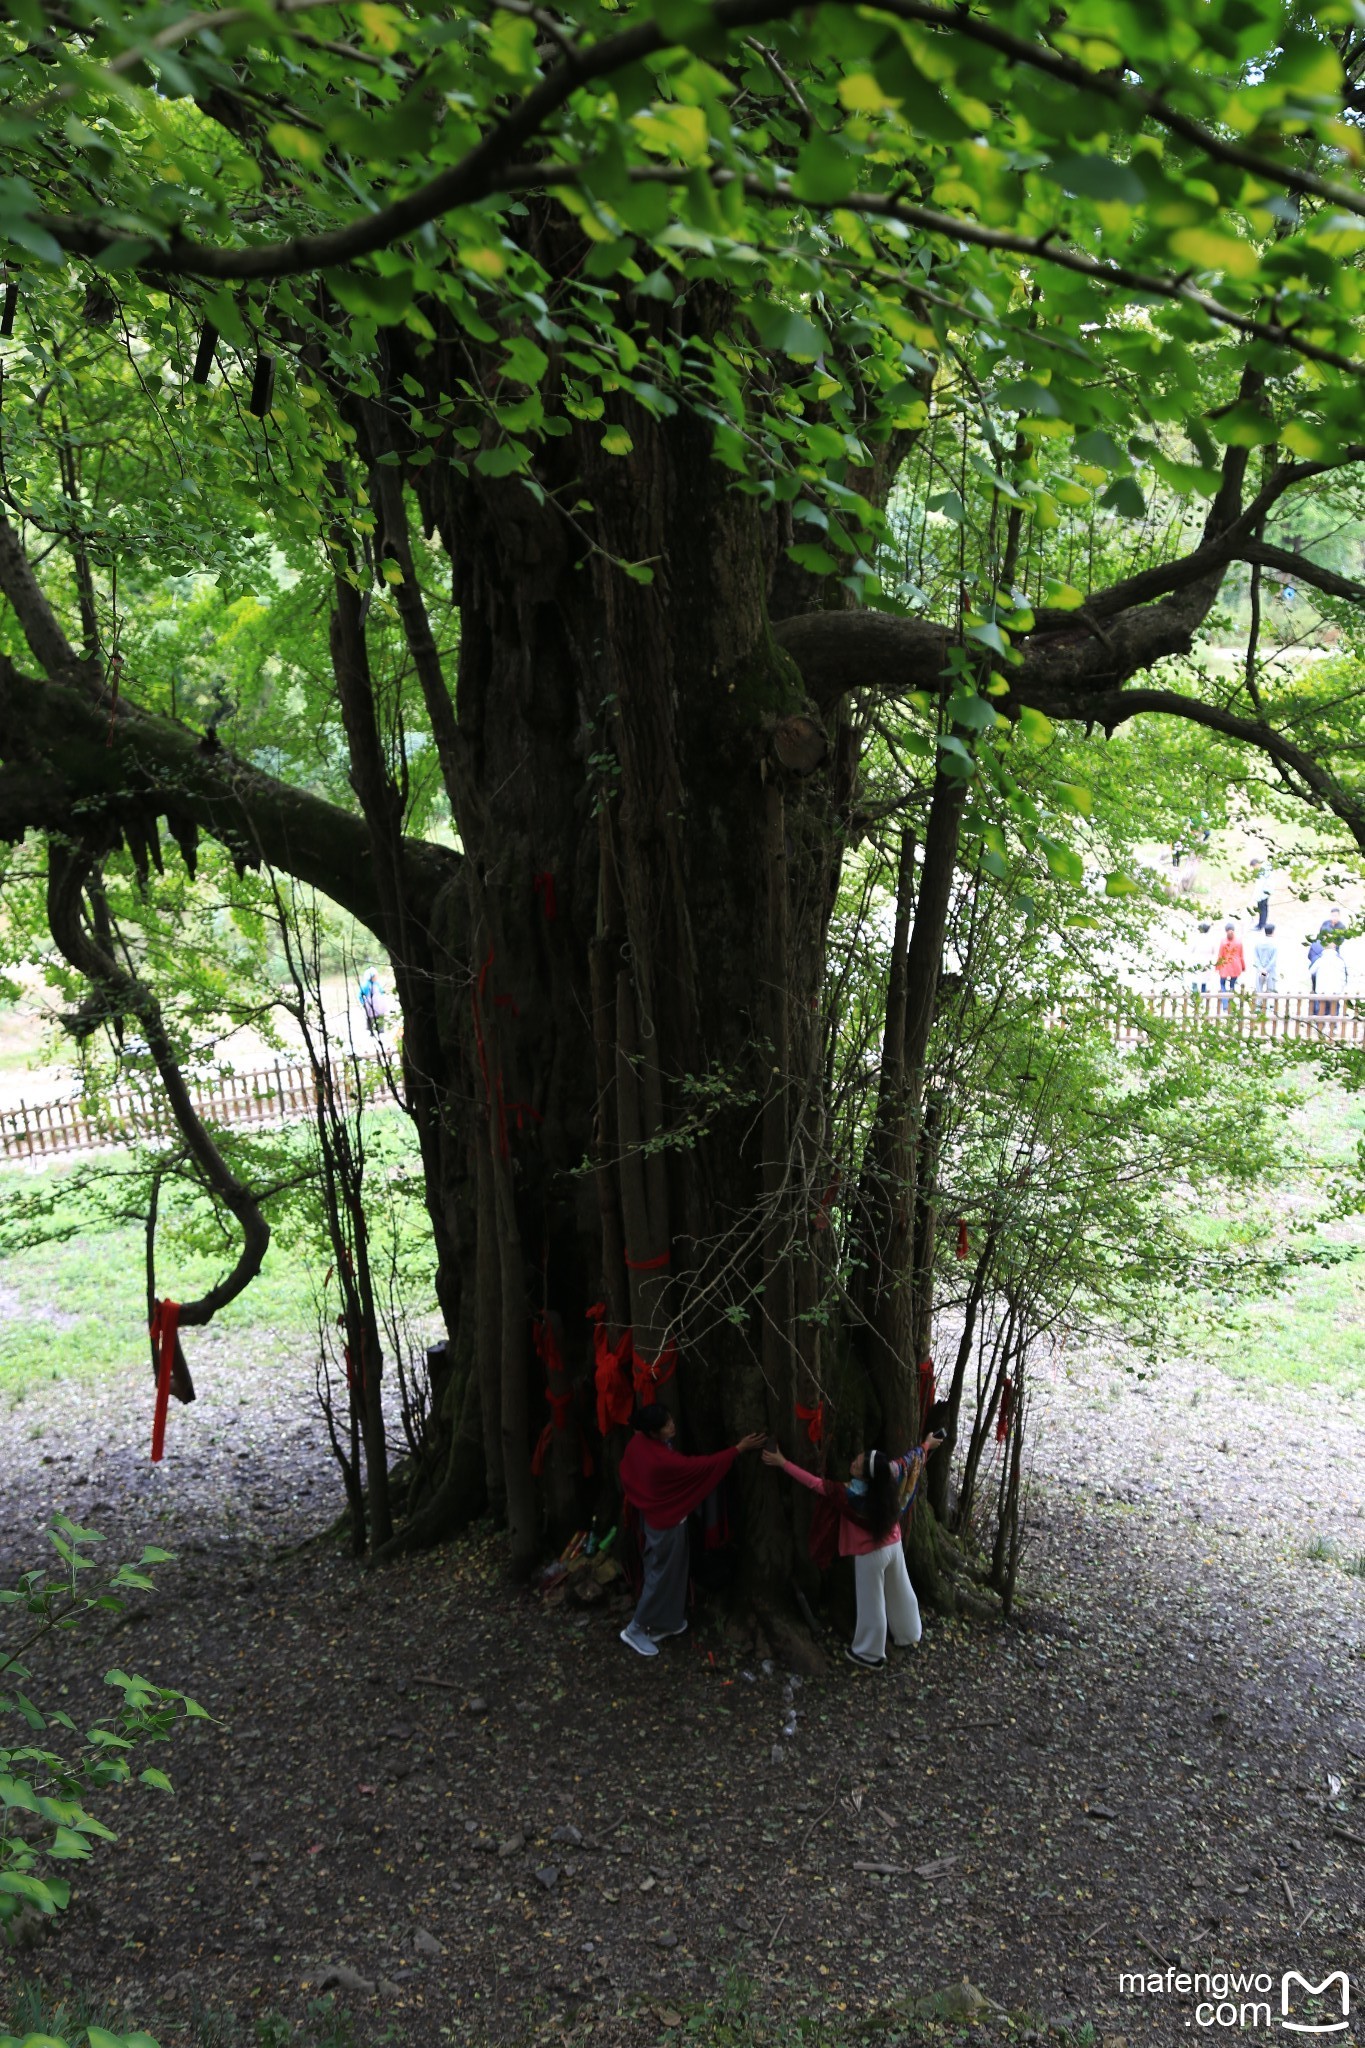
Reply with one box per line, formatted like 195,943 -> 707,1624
845,1647 -> 886,1669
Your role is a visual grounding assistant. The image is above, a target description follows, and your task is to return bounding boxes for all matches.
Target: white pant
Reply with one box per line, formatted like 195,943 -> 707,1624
852,1543 -> 922,1662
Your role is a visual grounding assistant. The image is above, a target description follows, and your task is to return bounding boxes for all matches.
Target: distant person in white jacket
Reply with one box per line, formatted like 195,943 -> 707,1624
1314,943 -> 1348,1025
1252,926 -> 1279,997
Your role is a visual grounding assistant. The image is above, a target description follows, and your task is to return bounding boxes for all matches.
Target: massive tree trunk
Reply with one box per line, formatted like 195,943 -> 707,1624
397,322 -> 854,1580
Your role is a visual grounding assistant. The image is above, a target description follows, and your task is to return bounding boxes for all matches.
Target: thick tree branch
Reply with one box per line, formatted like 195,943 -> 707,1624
27,0 -> 1365,308
776,603 -> 1365,856
1241,540 -> 1365,607
1065,686 -> 1365,854
479,164 -> 1365,382
773,610 -> 950,712
1044,452 -> 1365,625
0,650 -> 456,935
0,509 -> 93,684
46,840 -> 270,1327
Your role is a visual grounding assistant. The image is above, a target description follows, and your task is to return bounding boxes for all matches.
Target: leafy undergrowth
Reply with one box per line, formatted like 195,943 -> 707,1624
3,1975 -> 1098,2048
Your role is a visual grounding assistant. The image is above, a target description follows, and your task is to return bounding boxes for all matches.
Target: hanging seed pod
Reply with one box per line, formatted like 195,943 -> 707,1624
191,320 -> 218,384
248,350 -> 276,417
0,281 -> 17,338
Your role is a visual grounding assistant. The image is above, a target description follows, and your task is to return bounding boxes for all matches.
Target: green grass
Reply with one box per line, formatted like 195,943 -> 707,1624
0,1203 -> 325,1403
1210,1255 -> 1365,1396
0,1116 -> 432,1407
1176,1070 -> 1365,1396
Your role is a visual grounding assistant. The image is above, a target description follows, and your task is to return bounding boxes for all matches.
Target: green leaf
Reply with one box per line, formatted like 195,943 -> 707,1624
1105,871 -> 1142,897
499,337 -> 549,387
792,135 -> 857,205
0,1869 -> 65,1909
1071,429 -> 1125,471
1016,705 -> 1053,746
926,488 -> 966,524
473,442 -> 530,477
964,620 -> 1010,658
1041,580 -> 1085,610
1168,224 -> 1261,282
601,425 -> 634,456
1039,155 -> 1146,205
1042,838 -> 1084,885
787,542 -> 838,575
1208,402 -> 1279,449
751,304 -> 828,360
1099,476 -> 1147,519
947,687 -> 1002,732
49,1823 -> 95,1858
1054,782 -> 1093,817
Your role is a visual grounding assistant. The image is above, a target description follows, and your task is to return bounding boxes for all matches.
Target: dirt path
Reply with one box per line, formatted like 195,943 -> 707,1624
3,1339 -> 1363,2047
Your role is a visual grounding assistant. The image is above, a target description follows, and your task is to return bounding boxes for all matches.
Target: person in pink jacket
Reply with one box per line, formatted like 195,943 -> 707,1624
763,1425 -> 945,1668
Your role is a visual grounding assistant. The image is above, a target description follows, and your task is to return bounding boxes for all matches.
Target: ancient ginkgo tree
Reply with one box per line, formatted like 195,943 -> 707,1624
2,0 -> 1365,1614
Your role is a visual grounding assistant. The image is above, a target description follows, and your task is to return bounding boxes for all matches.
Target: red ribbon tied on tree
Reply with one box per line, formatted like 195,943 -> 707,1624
149,1298 -> 181,1463
917,1358 -> 935,1427
956,1217 -> 969,1260
795,1401 -> 825,1447
530,1311 -> 593,1479
587,1301 -> 635,1435
631,1337 -> 677,1406
996,1376 -> 1014,1443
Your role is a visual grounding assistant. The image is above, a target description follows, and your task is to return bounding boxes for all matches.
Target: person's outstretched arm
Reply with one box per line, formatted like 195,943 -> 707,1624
761,1446 -> 846,1504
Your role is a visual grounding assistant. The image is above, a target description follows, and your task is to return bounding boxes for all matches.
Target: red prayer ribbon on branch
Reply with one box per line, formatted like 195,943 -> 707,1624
624,1248 -> 671,1271
795,1401 -> 825,1447
149,1298 -> 180,1464
956,1217 -> 969,1260
996,1376 -> 1014,1443
532,871 -> 558,920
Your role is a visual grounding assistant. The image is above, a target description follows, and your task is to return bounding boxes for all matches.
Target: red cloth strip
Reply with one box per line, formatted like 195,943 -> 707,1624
996,1376 -> 1014,1442
631,1338 -> 677,1405
917,1358 -> 935,1428
532,871 -> 558,920
956,1217 -> 969,1260
588,1303 -> 635,1435
795,1400 -> 825,1447
531,1313 -> 593,1477
624,1249 -> 671,1271
149,1298 -> 180,1463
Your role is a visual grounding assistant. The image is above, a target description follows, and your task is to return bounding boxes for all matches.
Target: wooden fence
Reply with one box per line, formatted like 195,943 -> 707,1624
0,1057 -> 382,1164
1081,989 -> 1365,1050
2,990 -> 1358,1165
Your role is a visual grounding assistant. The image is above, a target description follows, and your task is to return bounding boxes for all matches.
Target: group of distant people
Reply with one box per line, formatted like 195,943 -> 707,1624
617,1401 -> 951,1669
1194,898 -> 1351,1017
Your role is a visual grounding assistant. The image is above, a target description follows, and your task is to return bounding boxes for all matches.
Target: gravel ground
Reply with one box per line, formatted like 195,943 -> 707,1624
3,1327 -> 1363,2048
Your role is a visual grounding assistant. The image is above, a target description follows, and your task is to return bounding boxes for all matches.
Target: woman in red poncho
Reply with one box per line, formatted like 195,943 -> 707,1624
618,1404 -> 766,1658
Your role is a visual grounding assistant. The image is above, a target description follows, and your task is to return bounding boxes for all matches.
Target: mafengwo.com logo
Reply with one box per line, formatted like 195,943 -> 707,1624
1118,1964 -> 1352,2032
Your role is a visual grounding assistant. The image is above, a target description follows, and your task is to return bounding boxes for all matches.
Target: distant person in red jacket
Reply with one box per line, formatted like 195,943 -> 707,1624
618,1405 -> 765,1658
1215,924 -> 1245,1009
